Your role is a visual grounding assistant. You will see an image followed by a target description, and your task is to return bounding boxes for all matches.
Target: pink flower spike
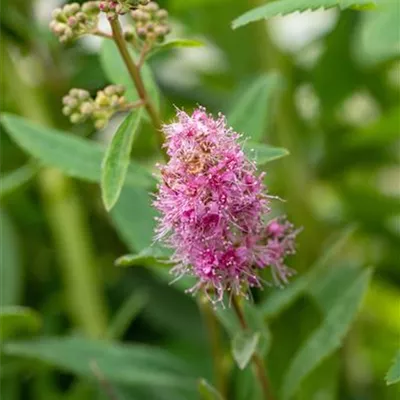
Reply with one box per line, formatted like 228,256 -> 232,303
153,107 -> 299,304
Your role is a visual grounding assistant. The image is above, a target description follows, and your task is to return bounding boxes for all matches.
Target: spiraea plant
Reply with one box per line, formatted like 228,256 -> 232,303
3,0 -> 392,399
48,1 -> 299,397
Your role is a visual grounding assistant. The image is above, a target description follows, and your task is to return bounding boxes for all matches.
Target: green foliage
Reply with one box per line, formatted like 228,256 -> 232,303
0,163 -> 39,199
101,109 -> 143,211
260,227 -> 355,318
106,290 -> 149,340
231,331 -> 260,370
0,306 -> 42,340
281,268 -> 373,399
1,114 -> 154,189
232,0 -> 376,29
228,73 -> 283,141
356,0 -> 400,65
111,186 -> 156,251
198,379 -> 224,400
100,40 -> 159,108
1,1 -> 399,399
243,142 -> 289,165
386,350 -> 400,385
149,39 -> 204,59
115,246 -> 172,267
3,337 -> 197,389
0,210 -> 21,306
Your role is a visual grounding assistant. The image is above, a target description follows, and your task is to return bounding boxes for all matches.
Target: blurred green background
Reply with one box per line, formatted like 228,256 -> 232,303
0,0 -> 399,399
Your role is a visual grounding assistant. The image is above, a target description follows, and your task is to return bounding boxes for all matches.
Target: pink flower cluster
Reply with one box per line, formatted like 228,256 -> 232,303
154,107 -> 298,303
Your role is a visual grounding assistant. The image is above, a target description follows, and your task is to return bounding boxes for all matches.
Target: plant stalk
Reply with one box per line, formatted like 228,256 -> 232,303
108,18 -> 165,153
232,296 -> 275,400
198,295 -> 226,396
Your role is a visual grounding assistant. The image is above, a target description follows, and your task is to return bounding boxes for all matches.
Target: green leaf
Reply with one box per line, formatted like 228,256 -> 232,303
198,379 -> 224,400
232,331 -> 260,370
0,210 -> 21,306
356,0 -> 400,65
106,290 -> 149,340
243,142 -> 289,165
228,73 -> 283,141
111,186 -> 156,252
3,337 -> 196,389
100,40 -> 159,109
148,39 -> 204,59
0,163 -> 39,199
0,306 -> 42,340
232,0 -> 376,29
386,350 -> 400,385
0,114 -> 154,189
281,268 -> 373,399
115,246 -> 172,268
260,226 -> 355,318
215,302 -> 271,356
101,109 -> 143,211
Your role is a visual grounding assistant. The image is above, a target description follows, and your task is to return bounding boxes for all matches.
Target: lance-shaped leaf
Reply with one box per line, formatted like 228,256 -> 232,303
228,73 -> 283,142
101,109 -> 143,211
0,163 -> 39,199
0,114 -> 154,189
232,331 -> 260,370
243,142 -> 289,165
281,268 -> 373,399
232,0 -> 376,29
3,337 -> 196,389
148,39 -> 204,59
386,350 -> 400,385
198,379 -> 224,400
0,307 -> 42,340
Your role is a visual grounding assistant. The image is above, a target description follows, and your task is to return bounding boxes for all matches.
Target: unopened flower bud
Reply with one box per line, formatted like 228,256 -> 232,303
70,113 -> 84,124
80,102 -> 94,115
95,119 -> 108,130
145,1 -> 159,12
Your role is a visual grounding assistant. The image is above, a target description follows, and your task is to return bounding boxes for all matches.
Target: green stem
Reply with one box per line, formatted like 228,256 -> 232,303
39,170 -> 108,338
2,45 -> 108,338
232,297 -> 275,400
198,295 -> 226,396
108,17 -> 165,155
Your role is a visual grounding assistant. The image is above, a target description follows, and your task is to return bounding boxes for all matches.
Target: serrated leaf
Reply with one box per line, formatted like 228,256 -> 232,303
3,337 -> 196,389
243,142 -> 289,165
281,268 -> 373,399
0,163 -> 39,199
0,210 -> 22,306
101,109 -> 143,211
115,246 -> 172,267
0,306 -> 42,340
228,73 -> 283,141
0,114 -> 154,189
232,331 -> 260,370
198,379 -> 224,400
100,40 -> 159,109
148,39 -> 204,59
232,0 -> 376,29
260,226 -> 355,318
386,350 -> 400,385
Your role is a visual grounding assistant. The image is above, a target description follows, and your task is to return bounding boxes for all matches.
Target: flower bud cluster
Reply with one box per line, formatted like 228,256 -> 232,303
131,1 -> 170,42
99,0 -> 149,17
50,2 -> 100,43
62,85 -> 129,129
